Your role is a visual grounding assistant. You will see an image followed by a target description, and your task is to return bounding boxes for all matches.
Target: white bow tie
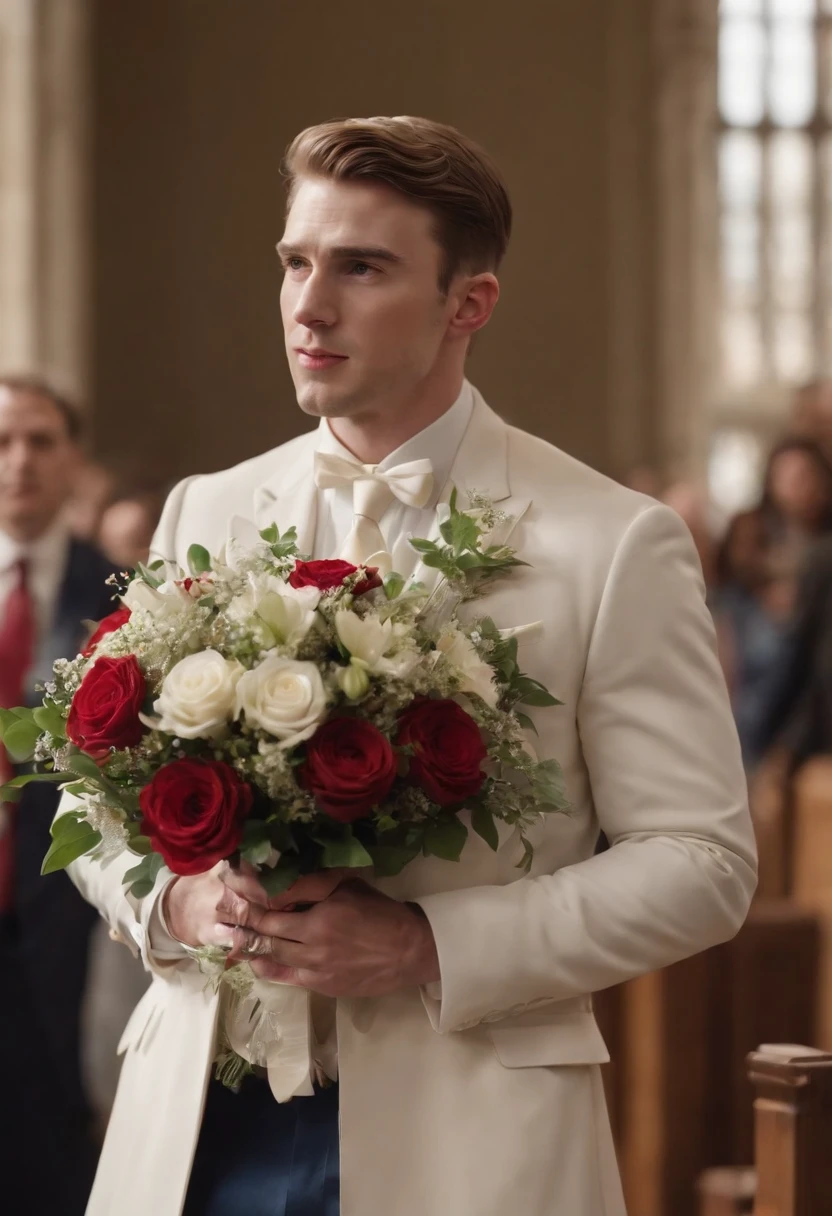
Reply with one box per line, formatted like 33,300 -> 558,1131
313,450 -> 435,568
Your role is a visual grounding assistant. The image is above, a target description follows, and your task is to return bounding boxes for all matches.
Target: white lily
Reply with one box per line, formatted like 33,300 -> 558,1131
335,610 -> 394,670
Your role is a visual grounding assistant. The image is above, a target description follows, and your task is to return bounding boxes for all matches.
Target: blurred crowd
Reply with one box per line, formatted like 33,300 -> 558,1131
627,378 -> 832,778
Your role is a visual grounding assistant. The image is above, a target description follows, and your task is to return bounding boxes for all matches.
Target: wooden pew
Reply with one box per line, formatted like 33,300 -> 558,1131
615,903 -> 818,1216
790,759 -> 832,1051
750,1044 -> 832,1215
698,1044 -> 832,1216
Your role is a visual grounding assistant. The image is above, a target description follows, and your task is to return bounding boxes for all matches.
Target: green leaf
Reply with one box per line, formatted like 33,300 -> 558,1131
0,771 -> 73,803
514,677 -> 562,708
136,561 -> 164,588
64,751 -> 105,781
421,551 -> 448,570
259,855 -> 301,898
516,835 -> 535,874
531,759 -> 569,809
320,833 -> 373,869
33,702 -> 67,738
0,706 -> 33,737
383,572 -> 405,600
443,510 -> 480,555
471,804 -> 499,851
514,711 -> 539,736
128,835 -> 153,855
408,537 -> 440,554
50,809 -> 87,838
2,716 -> 41,763
259,524 -> 279,544
41,820 -> 101,874
187,544 -> 212,576
367,843 -> 421,877
240,821 -> 273,868
123,851 -> 165,899
423,815 -> 468,863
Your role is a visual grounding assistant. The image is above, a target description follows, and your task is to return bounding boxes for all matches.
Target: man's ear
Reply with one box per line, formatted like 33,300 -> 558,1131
447,273 -> 500,339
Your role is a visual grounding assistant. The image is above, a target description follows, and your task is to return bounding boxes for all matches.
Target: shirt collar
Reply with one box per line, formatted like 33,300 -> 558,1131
0,516 -> 71,576
315,380 -> 474,508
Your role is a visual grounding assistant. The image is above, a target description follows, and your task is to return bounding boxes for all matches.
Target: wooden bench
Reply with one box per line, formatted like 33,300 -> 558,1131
698,1045 -> 832,1216
791,759 -> 832,1051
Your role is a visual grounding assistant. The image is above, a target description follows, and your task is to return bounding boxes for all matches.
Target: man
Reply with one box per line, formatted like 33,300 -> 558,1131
0,376 -> 117,1214
69,117 -> 757,1216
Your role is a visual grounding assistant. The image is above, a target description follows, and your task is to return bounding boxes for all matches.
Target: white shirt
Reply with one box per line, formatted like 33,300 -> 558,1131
312,381 -> 475,562
0,518 -> 71,641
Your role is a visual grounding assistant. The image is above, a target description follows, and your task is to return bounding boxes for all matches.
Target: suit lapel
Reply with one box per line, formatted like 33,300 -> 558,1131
228,434 -> 319,559
408,392 -> 531,590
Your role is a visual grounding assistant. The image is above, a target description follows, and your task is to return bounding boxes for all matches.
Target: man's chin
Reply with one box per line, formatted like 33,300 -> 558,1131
295,388 -> 357,419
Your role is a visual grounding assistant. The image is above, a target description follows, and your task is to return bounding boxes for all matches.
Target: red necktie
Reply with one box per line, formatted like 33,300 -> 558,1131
0,559 -> 36,913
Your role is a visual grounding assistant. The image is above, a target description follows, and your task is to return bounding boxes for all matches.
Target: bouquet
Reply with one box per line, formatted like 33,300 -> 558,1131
0,490 -> 569,1091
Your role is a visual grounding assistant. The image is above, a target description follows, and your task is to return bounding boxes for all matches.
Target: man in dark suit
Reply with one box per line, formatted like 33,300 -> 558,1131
0,374 -> 118,1215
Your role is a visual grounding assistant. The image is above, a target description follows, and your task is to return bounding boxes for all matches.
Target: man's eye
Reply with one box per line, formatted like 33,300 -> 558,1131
350,262 -> 374,276
286,257 -> 305,271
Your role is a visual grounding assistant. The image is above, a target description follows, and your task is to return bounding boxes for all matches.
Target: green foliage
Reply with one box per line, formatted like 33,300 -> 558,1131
422,815 -> 468,862
259,853 -> 301,897
32,700 -> 67,739
123,851 -> 165,899
530,759 -> 569,810
260,524 -> 299,562
383,572 -> 405,600
318,830 -> 373,870
187,544 -> 212,576
41,819 -> 101,874
0,770 -> 72,803
0,707 -> 39,759
470,803 -> 500,851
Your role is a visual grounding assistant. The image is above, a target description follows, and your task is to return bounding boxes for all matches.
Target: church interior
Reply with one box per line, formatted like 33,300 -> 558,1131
2,1 -> 832,1213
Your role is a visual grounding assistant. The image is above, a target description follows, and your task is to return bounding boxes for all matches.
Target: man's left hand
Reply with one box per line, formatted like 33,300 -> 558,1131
223,879 -> 441,997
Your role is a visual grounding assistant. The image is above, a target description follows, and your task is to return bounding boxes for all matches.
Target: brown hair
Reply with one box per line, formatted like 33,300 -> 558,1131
0,373 -> 82,441
283,116 -> 512,293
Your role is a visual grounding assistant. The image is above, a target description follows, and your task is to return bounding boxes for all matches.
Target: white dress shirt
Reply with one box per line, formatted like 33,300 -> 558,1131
312,381 -> 475,562
0,518 -> 71,644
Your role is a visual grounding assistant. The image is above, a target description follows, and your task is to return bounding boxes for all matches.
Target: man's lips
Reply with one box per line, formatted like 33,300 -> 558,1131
295,348 -> 348,370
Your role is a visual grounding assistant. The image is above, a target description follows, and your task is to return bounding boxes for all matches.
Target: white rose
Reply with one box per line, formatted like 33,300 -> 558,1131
235,656 -> 327,749
335,610 -> 393,670
437,627 -> 499,708
123,578 -> 194,620
147,650 -> 243,739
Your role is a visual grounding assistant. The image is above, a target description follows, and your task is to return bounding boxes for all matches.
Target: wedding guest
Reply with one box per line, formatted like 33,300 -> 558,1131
0,374 -> 116,1215
710,509 -> 791,767
98,488 -> 165,570
758,437 -> 832,587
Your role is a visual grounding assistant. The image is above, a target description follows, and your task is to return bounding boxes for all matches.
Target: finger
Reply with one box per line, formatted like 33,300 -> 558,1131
220,866 -> 270,906
214,888 -> 271,932
227,926 -> 318,968
266,868 -> 353,911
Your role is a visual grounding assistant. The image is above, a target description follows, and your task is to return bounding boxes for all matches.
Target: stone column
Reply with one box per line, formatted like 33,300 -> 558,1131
0,0 -> 89,397
651,0 -> 720,480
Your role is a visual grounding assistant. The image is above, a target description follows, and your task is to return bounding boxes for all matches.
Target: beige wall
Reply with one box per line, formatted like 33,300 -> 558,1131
89,0 -> 659,488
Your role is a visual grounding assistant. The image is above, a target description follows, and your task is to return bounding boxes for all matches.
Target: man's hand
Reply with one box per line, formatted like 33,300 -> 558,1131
225,879 -> 441,997
162,862 -> 357,950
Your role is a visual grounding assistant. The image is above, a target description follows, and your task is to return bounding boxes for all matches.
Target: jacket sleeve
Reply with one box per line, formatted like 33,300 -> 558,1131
62,476 -> 201,973
416,503 -> 758,1033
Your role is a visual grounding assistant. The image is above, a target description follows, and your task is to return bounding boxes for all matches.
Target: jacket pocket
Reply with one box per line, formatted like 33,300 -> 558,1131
489,1013 -> 610,1067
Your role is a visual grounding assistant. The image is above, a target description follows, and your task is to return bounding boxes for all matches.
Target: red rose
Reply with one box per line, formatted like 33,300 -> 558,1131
66,654 -> 146,757
82,606 -> 132,656
396,698 -> 487,806
289,559 -> 382,597
301,717 -> 397,823
139,758 -> 253,875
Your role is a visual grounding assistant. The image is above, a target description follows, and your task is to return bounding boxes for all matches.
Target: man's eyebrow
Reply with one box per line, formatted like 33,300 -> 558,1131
276,242 -> 404,265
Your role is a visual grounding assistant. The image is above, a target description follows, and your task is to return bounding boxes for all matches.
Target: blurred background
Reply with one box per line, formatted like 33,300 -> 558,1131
2,1 -> 832,1213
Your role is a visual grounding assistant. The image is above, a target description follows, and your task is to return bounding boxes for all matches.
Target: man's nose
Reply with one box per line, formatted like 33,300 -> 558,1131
292,271 -> 337,329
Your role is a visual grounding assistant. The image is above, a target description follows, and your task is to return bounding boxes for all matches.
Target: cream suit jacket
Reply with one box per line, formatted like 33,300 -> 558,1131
69,386 -> 757,1216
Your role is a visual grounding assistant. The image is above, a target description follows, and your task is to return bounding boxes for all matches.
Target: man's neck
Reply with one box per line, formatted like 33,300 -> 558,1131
0,514 -> 60,547
327,377 -> 465,465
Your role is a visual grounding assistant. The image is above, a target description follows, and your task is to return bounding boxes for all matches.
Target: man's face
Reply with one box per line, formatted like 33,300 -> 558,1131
0,388 -> 79,538
279,176 -> 459,423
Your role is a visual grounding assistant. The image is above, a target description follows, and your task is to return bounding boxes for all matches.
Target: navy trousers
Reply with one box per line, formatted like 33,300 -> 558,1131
183,1075 -> 340,1216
